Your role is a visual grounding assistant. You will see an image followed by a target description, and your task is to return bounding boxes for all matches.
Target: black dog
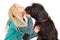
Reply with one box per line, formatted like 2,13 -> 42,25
25,3 -> 58,40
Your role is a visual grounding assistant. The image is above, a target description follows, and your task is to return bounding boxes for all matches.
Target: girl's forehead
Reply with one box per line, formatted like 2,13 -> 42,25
14,4 -> 24,9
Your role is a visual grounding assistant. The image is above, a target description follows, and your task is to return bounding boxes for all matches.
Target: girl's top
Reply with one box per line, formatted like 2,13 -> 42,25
5,17 -> 37,40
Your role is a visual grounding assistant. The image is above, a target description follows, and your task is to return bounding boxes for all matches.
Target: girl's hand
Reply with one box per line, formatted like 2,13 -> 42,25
34,26 -> 40,33
25,13 -> 31,18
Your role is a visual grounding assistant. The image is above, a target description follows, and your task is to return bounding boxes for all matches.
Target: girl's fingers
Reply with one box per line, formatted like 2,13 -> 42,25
34,26 -> 40,33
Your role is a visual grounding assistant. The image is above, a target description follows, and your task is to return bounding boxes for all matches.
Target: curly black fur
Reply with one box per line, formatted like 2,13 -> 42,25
25,3 -> 58,40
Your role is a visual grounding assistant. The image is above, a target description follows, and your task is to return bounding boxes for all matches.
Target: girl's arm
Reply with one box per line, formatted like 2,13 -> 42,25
5,28 -> 18,40
28,26 -> 40,39
19,17 -> 34,34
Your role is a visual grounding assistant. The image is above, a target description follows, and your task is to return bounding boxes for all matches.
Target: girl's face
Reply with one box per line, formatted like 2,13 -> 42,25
16,4 -> 26,19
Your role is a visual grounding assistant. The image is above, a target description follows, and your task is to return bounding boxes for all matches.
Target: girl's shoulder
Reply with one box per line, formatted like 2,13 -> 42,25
7,19 -> 13,26
7,18 -> 16,28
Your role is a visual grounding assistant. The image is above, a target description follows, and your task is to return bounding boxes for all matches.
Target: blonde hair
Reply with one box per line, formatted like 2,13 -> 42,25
8,3 -> 27,28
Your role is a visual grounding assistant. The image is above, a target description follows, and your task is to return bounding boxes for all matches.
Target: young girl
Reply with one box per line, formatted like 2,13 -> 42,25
5,3 -> 39,40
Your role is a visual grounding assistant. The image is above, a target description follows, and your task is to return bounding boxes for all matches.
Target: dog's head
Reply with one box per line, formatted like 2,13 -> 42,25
25,3 -> 48,22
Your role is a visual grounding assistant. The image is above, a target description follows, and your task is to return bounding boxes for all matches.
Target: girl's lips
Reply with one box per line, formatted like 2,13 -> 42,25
22,11 -> 25,16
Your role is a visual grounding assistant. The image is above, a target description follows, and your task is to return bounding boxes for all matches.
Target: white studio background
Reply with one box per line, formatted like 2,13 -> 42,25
0,0 -> 60,40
